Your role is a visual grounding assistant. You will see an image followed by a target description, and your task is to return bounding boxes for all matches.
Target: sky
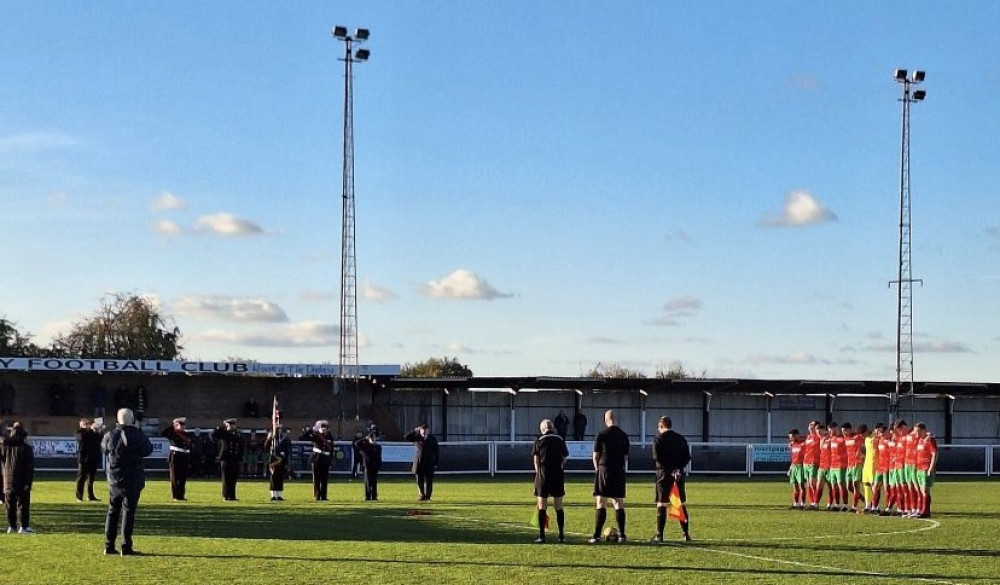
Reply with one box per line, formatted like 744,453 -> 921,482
2,2 -> 999,382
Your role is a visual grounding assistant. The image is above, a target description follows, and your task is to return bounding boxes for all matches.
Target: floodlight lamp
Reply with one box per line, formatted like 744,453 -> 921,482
911,70 -> 925,83
355,48 -> 370,62
894,68 -> 908,81
333,26 -> 348,39
354,28 -> 370,41
913,89 -> 926,101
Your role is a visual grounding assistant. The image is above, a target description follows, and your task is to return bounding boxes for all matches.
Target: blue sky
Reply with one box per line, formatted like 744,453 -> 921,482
2,2 -> 999,381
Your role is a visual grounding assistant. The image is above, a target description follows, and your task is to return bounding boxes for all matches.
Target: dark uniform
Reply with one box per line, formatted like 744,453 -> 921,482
593,425 -> 629,499
75,423 -> 102,501
1,424 -> 34,533
353,434 -> 382,501
264,430 -> 292,499
300,425 -> 335,500
161,419 -> 193,501
103,417 -> 153,554
212,421 -> 244,501
653,426 -> 692,540
532,431 -> 569,499
404,426 -> 439,501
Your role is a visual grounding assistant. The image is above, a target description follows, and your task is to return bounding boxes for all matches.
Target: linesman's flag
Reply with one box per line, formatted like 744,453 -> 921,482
668,483 -> 687,523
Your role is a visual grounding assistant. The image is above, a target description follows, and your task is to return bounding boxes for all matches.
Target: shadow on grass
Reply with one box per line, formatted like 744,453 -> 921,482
31,502 -> 532,545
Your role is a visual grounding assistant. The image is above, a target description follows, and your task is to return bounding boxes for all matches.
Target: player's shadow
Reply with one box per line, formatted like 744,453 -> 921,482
32,502 -> 531,545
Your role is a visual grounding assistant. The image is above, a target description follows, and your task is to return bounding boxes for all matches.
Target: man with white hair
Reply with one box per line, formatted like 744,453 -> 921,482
102,408 -> 153,555
531,418 -> 568,543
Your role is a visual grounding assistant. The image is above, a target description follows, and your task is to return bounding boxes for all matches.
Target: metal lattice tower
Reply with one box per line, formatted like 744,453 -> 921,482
332,26 -> 370,413
889,69 -> 926,413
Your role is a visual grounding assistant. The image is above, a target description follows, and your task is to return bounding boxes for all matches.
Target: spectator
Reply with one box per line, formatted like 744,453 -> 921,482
1,421 -> 35,534
0,381 -> 15,416
242,397 -> 260,418
113,386 -> 128,411
554,409 -> 570,439
48,382 -> 64,416
89,384 -> 108,418
135,385 -> 148,422
573,409 -> 588,441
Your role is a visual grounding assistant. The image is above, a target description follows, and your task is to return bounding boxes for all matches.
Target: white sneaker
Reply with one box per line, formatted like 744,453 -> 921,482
6,527 -> 13,534
18,527 -> 34,534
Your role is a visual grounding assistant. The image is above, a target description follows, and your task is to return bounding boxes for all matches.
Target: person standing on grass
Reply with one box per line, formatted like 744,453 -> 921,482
264,426 -> 292,501
651,416 -> 691,543
913,422 -> 938,518
902,421 -> 920,517
787,429 -> 806,509
75,418 -> 103,502
300,420 -> 335,501
404,423 -> 439,501
802,421 -> 821,508
861,423 -> 879,512
870,424 -> 889,513
213,418 -> 244,501
816,424 -> 832,509
354,430 -> 382,501
531,418 -> 568,543
588,409 -> 630,544
842,423 -> 865,513
161,417 -> 193,501
103,408 -> 153,555
1,422 -> 35,534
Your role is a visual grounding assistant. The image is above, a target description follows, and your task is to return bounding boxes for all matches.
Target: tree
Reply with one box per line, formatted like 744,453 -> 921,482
0,318 -> 45,357
400,356 -> 473,377
654,361 -> 706,380
51,293 -> 183,360
585,361 -> 647,379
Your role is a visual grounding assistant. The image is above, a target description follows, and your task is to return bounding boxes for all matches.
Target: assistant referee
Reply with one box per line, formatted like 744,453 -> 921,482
652,416 -> 691,542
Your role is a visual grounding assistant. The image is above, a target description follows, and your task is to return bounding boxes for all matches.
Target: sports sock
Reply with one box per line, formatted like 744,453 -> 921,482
556,508 -> 565,538
615,508 -> 626,537
681,505 -> 690,538
538,509 -> 547,540
656,506 -> 666,537
593,508 -> 607,539
923,493 -> 932,516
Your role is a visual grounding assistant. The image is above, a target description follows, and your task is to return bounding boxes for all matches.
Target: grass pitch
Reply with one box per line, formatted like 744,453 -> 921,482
4,475 -> 997,584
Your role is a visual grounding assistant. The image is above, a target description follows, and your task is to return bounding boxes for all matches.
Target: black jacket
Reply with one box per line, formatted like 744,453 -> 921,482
353,438 -> 382,473
212,427 -> 245,463
102,425 -> 153,495
403,430 -> 439,474
76,427 -> 103,464
0,433 -> 34,492
653,429 -> 691,474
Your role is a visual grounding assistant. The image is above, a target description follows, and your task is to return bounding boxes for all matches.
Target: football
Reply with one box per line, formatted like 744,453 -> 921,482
602,526 -> 619,542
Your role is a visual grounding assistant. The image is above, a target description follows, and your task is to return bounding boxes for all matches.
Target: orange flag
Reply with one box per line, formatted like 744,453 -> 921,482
668,483 -> 687,523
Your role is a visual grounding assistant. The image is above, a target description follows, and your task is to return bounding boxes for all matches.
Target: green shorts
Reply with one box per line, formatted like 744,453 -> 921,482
873,472 -> 887,485
904,464 -> 917,484
916,469 -> 935,489
889,468 -> 902,486
804,463 -> 818,480
846,465 -> 863,483
827,468 -> 845,484
789,464 -> 804,484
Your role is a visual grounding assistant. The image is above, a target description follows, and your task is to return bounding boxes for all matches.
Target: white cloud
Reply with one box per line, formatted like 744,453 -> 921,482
195,321 -> 338,347
747,351 -> 823,365
445,342 -> 477,354
422,269 -> 511,300
664,295 -> 702,312
758,191 -> 838,228
300,290 -> 337,302
0,131 -> 77,153
194,213 -> 265,236
151,191 -> 187,212
152,219 -> 183,236
862,339 -> 972,354
171,295 -> 289,323
363,281 -> 396,303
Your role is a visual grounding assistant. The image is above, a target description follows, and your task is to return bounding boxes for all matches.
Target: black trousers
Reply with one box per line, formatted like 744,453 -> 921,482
312,460 -> 331,499
168,452 -> 190,500
364,468 -> 379,500
221,461 -> 240,500
104,490 -> 141,550
416,470 -> 435,499
269,465 -> 287,491
4,489 -> 30,530
76,460 -> 99,500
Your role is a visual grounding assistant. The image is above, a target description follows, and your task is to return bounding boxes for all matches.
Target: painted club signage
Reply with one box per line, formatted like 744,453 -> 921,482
0,357 -> 400,377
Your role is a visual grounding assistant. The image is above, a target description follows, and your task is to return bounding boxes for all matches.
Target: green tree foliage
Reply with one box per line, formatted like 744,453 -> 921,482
400,356 -> 473,377
51,293 -> 183,360
585,361 -> 647,379
0,317 -> 45,357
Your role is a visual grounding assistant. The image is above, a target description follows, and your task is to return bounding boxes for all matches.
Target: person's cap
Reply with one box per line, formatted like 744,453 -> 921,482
174,417 -> 187,425
224,417 -> 237,425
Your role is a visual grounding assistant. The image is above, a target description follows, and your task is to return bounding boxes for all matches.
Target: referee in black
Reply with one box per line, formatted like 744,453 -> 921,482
589,409 -> 630,543
531,418 -> 569,543
652,416 -> 692,542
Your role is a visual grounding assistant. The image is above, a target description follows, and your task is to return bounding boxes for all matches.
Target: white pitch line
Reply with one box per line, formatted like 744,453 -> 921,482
713,517 -> 941,542
435,512 -> 963,585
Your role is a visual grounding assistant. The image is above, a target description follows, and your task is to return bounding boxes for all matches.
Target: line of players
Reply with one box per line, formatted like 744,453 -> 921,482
787,419 -> 938,518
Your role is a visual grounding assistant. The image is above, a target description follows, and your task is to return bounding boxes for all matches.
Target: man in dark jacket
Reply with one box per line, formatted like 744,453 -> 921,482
651,416 -> 692,543
403,423 -> 439,501
353,431 -> 382,501
212,418 -> 244,501
75,418 -> 103,502
1,421 -> 35,533
103,408 -> 153,555
573,409 -> 588,441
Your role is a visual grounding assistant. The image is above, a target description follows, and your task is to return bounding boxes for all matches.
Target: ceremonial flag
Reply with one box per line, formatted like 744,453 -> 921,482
668,483 -> 687,523
271,395 -> 281,430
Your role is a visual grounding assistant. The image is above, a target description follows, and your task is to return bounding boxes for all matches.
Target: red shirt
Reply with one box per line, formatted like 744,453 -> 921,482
892,435 -> 906,469
904,432 -> 919,466
844,433 -> 864,467
830,435 -> 848,470
916,435 -> 938,471
876,438 -> 891,473
819,437 -> 832,470
803,434 -> 820,465
790,439 -> 805,465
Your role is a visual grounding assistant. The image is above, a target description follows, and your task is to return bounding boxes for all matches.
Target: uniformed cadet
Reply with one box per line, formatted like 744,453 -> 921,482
353,430 -> 382,501
651,416 -> 692,543
161,417 -> 193,501
588,409 -> 630,543
300,420 -> 335,501
212,418 -> 244,501
403,423 -> 439,501
264,426 -> 292,501
531,418 -> 569,543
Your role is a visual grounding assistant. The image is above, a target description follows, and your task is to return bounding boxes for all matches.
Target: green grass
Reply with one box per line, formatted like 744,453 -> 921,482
4,475 -> 998,584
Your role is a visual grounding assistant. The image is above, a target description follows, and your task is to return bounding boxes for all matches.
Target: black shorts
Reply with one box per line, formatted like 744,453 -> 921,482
593,466 -> 626,499
655,474 -> 686,504
534,470 -> 565,499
